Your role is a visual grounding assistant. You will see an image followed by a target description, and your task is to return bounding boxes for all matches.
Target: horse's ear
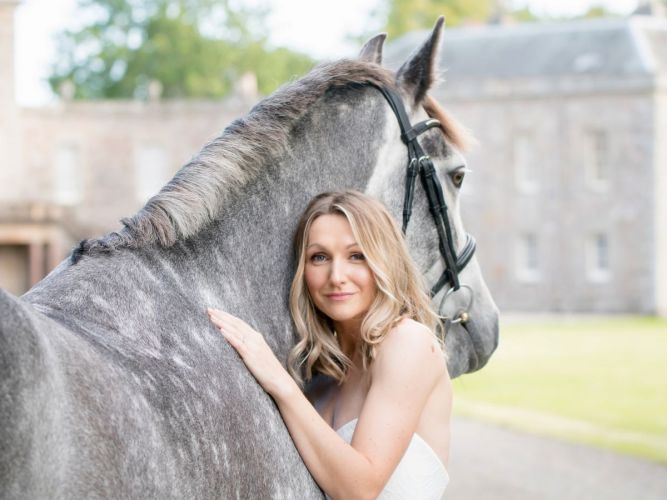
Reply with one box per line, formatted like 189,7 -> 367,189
396,16 -> 444,106
358,33 -> 387,64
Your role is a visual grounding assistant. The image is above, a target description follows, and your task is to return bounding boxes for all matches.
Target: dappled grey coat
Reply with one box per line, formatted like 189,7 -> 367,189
0,18 -> 498,499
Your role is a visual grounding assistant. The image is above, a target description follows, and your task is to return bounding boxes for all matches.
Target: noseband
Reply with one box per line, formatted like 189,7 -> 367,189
375,85 -> 477,315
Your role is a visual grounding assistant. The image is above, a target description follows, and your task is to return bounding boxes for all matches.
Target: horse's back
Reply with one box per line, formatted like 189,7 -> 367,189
0,288 -> 66,498
1,287 -> 323,499
0,288 -> 182,498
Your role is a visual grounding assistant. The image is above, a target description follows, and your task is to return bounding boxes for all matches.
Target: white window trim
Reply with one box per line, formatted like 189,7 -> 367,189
586,233 -> 611,283
515,233 -> 541,283
584,129 -> 610,192
53,142 -> 83,205
135,144 -> 168,202
513,132 -> 540,195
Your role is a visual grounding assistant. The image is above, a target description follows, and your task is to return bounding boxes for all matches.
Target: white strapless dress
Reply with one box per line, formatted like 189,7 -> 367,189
327,418 -> 449,500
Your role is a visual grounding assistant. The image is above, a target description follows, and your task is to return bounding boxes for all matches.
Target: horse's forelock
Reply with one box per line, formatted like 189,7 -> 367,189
422,94 -> 476,152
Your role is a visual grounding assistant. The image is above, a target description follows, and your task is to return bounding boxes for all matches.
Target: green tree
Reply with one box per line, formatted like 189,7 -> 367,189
364,0 -> 648,40
49,0 -> 314,100
580,6 -> 615,19
372,0 -> 495,38
510,7 -> 541,23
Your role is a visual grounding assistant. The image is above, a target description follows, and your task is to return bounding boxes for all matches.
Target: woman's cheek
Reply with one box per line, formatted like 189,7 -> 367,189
354,266 -> 374,286
304,267 -> 325,305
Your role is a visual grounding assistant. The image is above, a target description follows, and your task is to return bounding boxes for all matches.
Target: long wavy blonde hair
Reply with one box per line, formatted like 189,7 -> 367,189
287,190 -> 444,387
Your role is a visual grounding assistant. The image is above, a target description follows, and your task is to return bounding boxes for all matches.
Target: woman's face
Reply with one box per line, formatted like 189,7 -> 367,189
304,214 -> 376,329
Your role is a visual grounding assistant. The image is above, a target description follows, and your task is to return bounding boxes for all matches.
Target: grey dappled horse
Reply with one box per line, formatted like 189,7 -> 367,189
0,20 -> 498,499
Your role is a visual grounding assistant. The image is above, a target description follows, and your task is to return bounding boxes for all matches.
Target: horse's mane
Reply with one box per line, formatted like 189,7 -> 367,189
70,60 -> 469,263
70,60 -> 394,263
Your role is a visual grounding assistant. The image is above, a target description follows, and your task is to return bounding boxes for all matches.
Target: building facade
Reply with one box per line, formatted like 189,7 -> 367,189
1,1 -> 666,315
386,13 -> 667,314
0,0 -> 250,295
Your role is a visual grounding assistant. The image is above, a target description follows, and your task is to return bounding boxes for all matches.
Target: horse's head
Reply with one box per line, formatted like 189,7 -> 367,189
361,18 -> 499,377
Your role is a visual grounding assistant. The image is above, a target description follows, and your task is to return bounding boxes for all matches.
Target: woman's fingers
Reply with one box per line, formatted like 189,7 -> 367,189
208,309 -> 242,331
219,327 -> 243,350
213,319 -> 245,342
208,308 -> 236,328
208,308 -> 259,340
205,307 -> 290,398
207,308 -> 254,352
215,310 -> 250,332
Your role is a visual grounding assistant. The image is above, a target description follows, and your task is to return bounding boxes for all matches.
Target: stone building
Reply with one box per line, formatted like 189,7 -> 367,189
1,0 -> 666,315
386,8 -> 667,315
0,0 -> 251,295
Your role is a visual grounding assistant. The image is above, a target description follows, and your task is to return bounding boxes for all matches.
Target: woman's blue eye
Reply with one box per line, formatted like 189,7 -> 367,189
310,254 -> 326,263
351,253 -> 366,261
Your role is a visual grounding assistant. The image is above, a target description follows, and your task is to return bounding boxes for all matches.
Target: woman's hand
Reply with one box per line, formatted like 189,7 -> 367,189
207,308 -> 296,399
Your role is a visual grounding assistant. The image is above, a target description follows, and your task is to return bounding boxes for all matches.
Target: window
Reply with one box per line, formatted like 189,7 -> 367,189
515,233 -> 540,282
587,233 -> 611,282
135,145 -> 168,201
53,143 -> 82,205
513,133 -> 539,193
584,130 -> 609,189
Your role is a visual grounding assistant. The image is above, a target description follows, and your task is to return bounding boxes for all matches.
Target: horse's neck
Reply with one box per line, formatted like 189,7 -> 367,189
24,90 -> 387,354
175,88 -> 389,298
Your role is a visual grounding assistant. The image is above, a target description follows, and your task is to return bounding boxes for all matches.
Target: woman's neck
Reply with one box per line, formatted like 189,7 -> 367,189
334,318 -> 363,360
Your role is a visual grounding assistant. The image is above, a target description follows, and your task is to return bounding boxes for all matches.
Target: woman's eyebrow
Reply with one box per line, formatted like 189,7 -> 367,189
306,242 -> 360,250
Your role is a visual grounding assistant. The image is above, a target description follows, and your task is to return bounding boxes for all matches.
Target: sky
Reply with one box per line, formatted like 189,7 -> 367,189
14,0 -> 641,106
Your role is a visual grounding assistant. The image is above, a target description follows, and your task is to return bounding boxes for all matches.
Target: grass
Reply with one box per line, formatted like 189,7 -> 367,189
451,316 -> 667,464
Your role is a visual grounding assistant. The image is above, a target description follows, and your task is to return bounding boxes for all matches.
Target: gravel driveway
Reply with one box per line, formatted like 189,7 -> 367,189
446,417 -> 667,499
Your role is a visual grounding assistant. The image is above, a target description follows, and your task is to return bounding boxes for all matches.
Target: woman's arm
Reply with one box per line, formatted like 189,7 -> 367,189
207,309 -> 445,499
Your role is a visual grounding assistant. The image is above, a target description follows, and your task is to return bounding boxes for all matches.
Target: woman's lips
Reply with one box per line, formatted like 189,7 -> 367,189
325,292 -> 354,301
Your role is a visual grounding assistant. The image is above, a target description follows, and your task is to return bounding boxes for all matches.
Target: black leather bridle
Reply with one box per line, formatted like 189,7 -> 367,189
375,85 -> 477,299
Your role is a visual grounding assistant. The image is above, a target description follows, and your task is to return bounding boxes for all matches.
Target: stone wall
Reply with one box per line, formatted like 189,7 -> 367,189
18,99 -> 250,238
654,78 -> 667,315
434,79 -> 656,313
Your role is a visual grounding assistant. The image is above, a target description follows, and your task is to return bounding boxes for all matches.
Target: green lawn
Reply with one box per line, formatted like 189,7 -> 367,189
452,316 -> 667,464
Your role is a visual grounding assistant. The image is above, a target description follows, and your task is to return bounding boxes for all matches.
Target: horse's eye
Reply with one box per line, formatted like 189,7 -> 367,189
451,170 -> 465,188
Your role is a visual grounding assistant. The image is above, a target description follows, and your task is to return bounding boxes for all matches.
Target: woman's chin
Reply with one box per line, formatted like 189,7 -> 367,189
323,308 -> 367,325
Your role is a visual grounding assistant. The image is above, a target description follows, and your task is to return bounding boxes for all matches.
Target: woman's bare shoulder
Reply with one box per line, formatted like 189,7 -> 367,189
382,317 -> 441,351
372,318 -> 446,378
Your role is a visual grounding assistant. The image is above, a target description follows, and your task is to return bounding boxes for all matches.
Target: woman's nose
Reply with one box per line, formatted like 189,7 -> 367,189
329,258 -> 347,285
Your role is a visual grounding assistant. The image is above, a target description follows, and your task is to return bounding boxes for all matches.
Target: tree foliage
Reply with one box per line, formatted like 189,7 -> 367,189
373,0 -> 495,38
49,0 -> 314,100
370,0 -> 645,40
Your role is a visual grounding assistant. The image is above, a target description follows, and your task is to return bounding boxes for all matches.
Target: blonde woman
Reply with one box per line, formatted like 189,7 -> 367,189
207,190 -> 452,499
